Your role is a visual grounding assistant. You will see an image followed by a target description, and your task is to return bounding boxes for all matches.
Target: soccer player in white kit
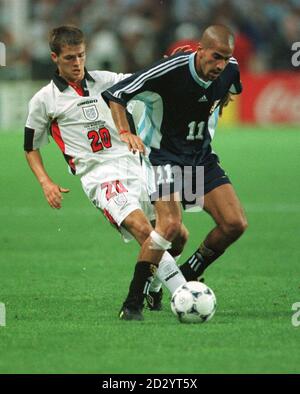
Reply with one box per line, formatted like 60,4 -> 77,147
24,26 -> 188,321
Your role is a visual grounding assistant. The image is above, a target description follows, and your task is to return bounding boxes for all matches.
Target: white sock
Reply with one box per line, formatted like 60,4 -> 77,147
149,253 -> 182,293
148,276 -> 162,293
150,252 -> 186,295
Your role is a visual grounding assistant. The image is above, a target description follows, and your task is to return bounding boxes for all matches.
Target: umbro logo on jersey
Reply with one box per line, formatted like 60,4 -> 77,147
77,99 -> 97,107
198,95 -> 208,102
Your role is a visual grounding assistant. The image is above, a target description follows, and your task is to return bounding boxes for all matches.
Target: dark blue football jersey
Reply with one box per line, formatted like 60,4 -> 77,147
102,51 -> 242,164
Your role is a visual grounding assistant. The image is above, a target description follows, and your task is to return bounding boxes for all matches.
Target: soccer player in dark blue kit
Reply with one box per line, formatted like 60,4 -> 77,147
103,25 -> 248,319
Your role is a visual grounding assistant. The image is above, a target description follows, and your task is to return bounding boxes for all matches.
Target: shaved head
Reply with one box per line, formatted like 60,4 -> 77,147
200,24 -> 235,50
195,25 -> 235,81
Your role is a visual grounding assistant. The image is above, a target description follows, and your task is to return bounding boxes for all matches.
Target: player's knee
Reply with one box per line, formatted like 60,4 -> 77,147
171,225 -> 189,256
238,215 -> 248,235
137,223 -> 153,242
162,217 -> 182,241
221,215 -> 248,239
123,216 -> 152,244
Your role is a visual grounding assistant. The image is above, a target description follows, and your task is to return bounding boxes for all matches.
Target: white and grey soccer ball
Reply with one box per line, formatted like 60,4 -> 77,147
171,281 -> 217,323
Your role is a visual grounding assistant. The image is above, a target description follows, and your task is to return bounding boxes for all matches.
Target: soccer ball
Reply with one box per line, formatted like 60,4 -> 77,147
171,281 -> 216,323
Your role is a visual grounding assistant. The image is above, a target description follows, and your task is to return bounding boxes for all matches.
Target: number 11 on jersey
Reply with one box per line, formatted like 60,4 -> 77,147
186,121 -> 205,141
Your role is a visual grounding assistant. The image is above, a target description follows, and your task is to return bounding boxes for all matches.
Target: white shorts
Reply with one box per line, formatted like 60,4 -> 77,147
80,153 -> 155,242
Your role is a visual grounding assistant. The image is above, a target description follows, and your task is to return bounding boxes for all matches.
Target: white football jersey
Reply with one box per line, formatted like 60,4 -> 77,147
24,70 -> 138,175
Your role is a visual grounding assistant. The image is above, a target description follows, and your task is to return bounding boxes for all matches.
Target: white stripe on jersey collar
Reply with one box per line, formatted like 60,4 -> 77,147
188,53 -> 212,89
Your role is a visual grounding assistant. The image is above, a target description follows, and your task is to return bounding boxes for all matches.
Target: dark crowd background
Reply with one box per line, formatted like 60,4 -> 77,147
1,0 -> 299,80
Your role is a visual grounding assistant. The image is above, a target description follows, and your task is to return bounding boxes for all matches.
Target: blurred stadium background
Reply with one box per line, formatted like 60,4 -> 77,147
1,0 -> 300,128
0,0 -> 300,374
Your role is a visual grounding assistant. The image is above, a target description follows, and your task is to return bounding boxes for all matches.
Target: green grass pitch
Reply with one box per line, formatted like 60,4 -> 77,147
0,126 -> 299,374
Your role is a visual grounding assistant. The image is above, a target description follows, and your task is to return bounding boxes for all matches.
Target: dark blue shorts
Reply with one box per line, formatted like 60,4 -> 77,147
149,151 -> 231,209
202,153 -> 231,195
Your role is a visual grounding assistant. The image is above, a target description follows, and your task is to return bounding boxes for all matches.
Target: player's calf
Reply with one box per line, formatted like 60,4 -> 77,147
179,242 -> 225,281
179,216 -> 248,280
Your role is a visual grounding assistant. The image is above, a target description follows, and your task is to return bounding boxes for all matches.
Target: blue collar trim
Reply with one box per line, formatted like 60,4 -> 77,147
189,53 -> 212,89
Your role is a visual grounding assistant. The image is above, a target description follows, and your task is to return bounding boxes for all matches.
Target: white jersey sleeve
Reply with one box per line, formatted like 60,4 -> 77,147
89,71 -> 131,92
24,88 -> 51,150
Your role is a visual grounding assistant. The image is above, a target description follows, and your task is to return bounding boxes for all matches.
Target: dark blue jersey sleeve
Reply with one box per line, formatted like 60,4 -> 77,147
228,59 -> 242,94
102,52 -> 191,107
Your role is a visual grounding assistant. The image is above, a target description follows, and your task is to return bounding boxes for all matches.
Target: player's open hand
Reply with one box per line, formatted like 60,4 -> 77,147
120,132 -> 145,154
42,181 -> 70,209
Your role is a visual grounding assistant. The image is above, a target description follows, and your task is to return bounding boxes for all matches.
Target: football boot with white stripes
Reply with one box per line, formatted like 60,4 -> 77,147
146,288 -> 163,311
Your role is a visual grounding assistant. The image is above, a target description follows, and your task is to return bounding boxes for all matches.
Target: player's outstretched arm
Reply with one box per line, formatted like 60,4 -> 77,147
25,149 -> 70,209
109,101 -> 145,154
